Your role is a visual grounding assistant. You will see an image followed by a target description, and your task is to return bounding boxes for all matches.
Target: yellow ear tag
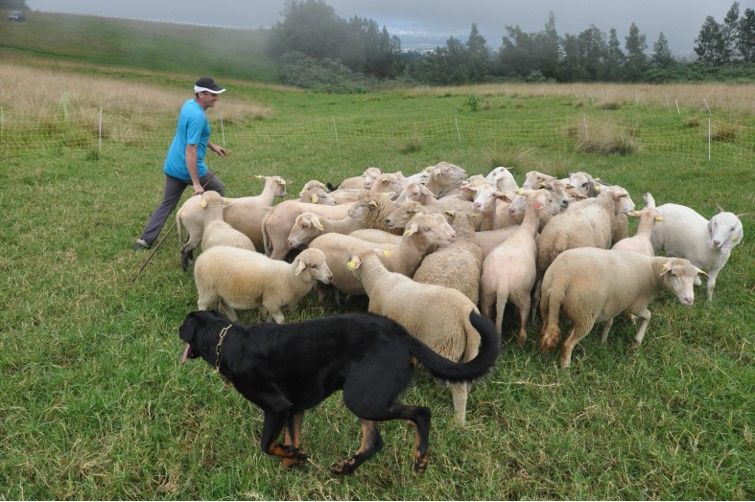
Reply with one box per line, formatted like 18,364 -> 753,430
199,199 -> 207,209
382,250 -> 391,257
311,195 -> 318,203
255,175 -> 263,179
516,188 -> 523,195
281,180 -> 288,185
655,216 -> 664,222
346,259 -> 358,270
594,184 -> 602,192
539,182 -> 546,188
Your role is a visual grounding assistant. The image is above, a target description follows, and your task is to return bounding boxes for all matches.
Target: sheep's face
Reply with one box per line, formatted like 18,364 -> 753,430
301,187 -> 337,205
294,249 -> 333,284
488,167 -> 518,193
403,214 -> 456,250
395,183 -> 424,204
567,171 -> 595,198
606,187 -> 635,214
361,167 -> 383,190
371,174 -> 402,196
707,212 -> 744,251
530,189 -> 562,219
287,213 -> 323,249
472,186 -> 498,212
407,171 -> 430,186
264,176 -> 287,198
660,258 -> 707,306
544,179 -> 570,209
430,162 -> 467,185
522,171 -> 555,190
384,202 -> 422,229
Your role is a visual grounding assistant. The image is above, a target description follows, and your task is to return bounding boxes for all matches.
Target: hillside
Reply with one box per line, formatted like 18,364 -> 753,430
0,10 -> 277,82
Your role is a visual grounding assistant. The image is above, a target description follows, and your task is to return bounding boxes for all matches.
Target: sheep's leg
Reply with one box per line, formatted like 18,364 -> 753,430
494,291 -> 508,339
531,278 -> 542,322
600,317 -> 615,343
560,319 -> 596,368
196,292 -> 217,312
449,382 -> 468,426
266,307 -> 285,324
514,292 -> 531,346
218,299 -> 238,321
705,268 -> 720,301
479,289 -> 495,324
630,309 -> 651,349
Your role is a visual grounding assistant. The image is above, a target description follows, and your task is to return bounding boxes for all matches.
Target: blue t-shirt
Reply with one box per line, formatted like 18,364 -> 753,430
163,99 -> 211,181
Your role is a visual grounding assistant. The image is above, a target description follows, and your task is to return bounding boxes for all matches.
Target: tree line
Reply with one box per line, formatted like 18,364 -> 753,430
268,0 -> 754,90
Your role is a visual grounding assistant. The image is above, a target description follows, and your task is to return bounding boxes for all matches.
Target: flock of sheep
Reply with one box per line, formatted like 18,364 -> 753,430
174,162 -> 744,425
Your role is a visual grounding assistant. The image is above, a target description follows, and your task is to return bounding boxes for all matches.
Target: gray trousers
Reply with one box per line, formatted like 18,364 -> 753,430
139,171 -> 225,245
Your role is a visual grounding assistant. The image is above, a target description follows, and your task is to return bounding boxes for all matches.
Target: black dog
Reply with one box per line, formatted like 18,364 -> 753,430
179,309 -> 499,474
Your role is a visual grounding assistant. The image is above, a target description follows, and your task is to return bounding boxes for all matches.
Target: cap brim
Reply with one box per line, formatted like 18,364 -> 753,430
194,85 -> 226,94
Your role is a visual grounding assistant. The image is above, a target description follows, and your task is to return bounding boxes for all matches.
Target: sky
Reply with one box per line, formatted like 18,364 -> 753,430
27,0 -> 744,57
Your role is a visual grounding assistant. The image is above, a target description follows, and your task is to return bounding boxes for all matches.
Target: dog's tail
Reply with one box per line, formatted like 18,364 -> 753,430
408,310 -> 500,383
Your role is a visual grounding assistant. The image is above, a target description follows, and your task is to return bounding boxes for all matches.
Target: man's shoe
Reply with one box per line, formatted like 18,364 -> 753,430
132,238 -> 150,251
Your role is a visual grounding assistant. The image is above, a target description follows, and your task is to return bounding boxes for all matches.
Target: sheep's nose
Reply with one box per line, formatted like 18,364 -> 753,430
713,239 -> 721,248
561,200 -> 569,209
473,203 -> 482,210
682,296 -> 694,306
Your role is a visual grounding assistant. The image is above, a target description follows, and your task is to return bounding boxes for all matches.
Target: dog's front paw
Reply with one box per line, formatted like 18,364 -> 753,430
281,457 -> 305,469
330,457 -> 357,475
413,454 -> 429,473
287,446 -> 308,462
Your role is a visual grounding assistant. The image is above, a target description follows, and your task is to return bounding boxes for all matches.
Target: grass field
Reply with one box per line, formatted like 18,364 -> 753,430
1,49 -> 754,499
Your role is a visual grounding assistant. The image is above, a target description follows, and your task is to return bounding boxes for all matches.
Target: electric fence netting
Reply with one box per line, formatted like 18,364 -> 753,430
1,106 -> 753,169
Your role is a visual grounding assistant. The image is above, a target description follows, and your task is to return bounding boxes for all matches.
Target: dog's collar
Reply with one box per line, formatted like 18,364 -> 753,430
214,323 -> 234,371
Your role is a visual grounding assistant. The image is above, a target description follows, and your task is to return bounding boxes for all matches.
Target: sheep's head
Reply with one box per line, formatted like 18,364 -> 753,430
294,248 -> 333,284
361,167 -> 383,190
567,171 -> 595,198
395,182 -> 433,204
346,248 -> 387,276
528,189 -> 561,218
603,186 -> 635,214
198,190 -> 228,209
522,170 -> 555,190
370,173 -> 403,196
300,186 -> 337,205
444,209 -> 479,237
287,213 -> 325,249
486,167 -> 518,192
659,258 -> 707,306
403,213 -> 456,251
707,210 -> 744,251
472,185 -> 511,213
430,162 -> 467,185
543,179 -> 570,209
258,175 -> 288,198
348,193 -> 388,219
384,201 -> 423,229
627,193 -> 662,227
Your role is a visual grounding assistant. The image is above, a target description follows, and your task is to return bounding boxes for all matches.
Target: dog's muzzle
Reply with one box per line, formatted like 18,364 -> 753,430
180,344 -> 193,365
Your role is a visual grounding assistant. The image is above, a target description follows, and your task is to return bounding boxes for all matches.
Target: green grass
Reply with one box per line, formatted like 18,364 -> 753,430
0,10 -> 276,82
0,63 -> 753,500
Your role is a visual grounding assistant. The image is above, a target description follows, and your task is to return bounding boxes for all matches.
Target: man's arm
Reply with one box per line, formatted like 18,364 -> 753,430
185,144 -> 203,194
208,141 -> 227,157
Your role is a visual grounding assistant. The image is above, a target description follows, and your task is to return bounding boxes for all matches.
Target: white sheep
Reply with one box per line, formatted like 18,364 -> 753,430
413,210 -> 484,305
298,180 -> 337,205
539,248 -> 707,368
425,161 -> 468,197
195,192 -> 256,254
480,189 -> 561,344
337,167 -> 382,190
650,203 -> 744,300
612,193 -> 662,256
308,213 -> 456,295
193,246 -> 333,324
176,175 -> 287,262
521,170 -> 556,190
262,200 -> 355,260
485,166 -> 519,193
347,249 -> 496,425
286,212 -> 369,250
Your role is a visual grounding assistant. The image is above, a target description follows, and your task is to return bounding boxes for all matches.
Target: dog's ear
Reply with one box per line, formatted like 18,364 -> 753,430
179,312 -> 201,343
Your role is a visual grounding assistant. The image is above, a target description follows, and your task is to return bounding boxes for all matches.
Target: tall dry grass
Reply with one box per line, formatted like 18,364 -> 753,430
403,82 -> 755,115
0,62 -> 273,130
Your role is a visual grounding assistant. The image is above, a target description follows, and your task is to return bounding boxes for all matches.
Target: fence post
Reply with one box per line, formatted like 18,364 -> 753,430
703,99 -> 711,161
454,117 -> 461,143
331,117 -> 339,143
635,90 -> 639,107
98,107 -> 103,155
220,112 -> 226,146
674,97 -> 680,114
582,114 -> 589,141
0,107 -> 3,141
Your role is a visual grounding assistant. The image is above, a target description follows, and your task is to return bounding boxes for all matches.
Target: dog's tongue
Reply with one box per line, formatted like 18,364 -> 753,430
180,344 -> 192,365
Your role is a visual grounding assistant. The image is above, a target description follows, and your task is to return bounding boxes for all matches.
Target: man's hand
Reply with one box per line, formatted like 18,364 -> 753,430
209,143 -> 227,157
192,182 -> 205,195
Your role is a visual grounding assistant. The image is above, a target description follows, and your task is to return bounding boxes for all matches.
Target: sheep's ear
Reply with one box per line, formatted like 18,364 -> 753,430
280,179 -> 288,185
346,256 -> 361,270
313,217 -> 324,231
445,209 -> 457,218
695,267 -> 709,278
659,262 -> 672,277
627,210 -> 641,217
199,197 -> 208,209
310,195 -> 318,203
715,203 -> 725,213
539,182 -> 546,188
496,192 -> 513,202
736,212 -> 748,219
573,193 -> 587,200
379,248 -> 391,257
255,175 -> 263,180
565,183 -> 575,189
368,199 -> 379,208
593,184 -> 602,192
654,215 -> 664,222
294,259 -> 307,276
404,223 -> 418,237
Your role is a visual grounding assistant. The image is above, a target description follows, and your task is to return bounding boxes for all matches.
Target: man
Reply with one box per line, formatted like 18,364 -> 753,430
133,77 -> 228,250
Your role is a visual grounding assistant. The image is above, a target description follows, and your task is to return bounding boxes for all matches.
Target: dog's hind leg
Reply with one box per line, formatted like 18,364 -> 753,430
330,419 -> 383,475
